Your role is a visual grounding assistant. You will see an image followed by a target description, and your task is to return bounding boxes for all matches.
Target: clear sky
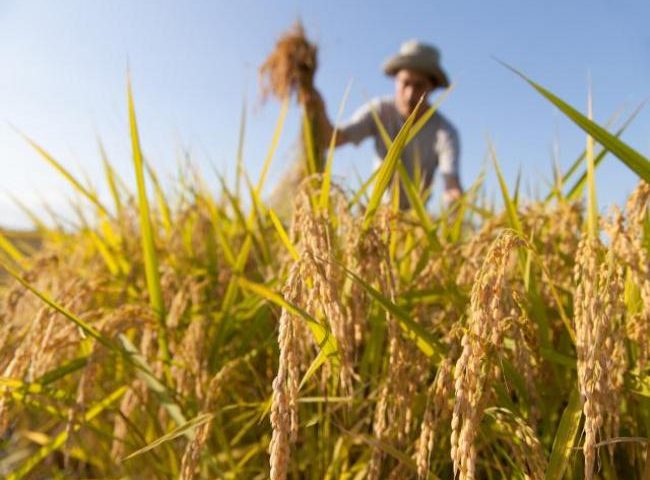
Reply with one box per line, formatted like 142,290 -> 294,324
1,0 -> 649,228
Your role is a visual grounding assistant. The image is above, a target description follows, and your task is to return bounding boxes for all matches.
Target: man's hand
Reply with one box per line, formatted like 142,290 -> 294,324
443,187 -> 462,205
442,174 -> 463,206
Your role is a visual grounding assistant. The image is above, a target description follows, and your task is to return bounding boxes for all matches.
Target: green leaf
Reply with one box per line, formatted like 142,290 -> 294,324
237,277 -> 340,371
36,356 -> 89,385
235,98 -> 247,199
0,230 -> 26,265
7,194 -> 48,233
127,76 -> 170,366
145,158 -> 172,235
335,259 -> 446,364
489,140 -> 523,235
268,208 -> 299,261
406,84 -> 455,143
218,98 -> 289,316
257,97 -> 289,193
99,139 -> 126,219
122,413 -> 213,461
320,80 -> 353,212
395,162 -> 442,250
118,335 -> 188,428
545,387 -> 582,480
566,142 -> 615,202
353,84 -> 453,212
348,168 -> 380,208
501,61 -> 650,182
585,86 -> 598,239
546,100 -> 646,202
302,106 -> 318,176
336,424 -> 423,477
16,129 -> 112,219
363,96 -> 423,230
0,257 -> 115,350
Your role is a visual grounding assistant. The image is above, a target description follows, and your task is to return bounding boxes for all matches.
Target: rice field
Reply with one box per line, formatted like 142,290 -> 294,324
0,68 -> 649,480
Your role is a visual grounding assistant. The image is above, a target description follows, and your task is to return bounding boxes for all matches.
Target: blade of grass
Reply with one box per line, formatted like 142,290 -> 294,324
348,168 -> 380,209
512,167 -> 522,205
235,98 -> 247,199
195,191 -> 237,267
7,194 -> 48,233
36,356 -> 89,385
585,83 -> 598,239
237,277 -> 340,367
243,172 -> 271,265
332,257 -> 445,363
545,387 -> 582,480
350,85 -> 453,210
500,61 -> 650,182
320,80 -> 353,212
567,142 -> 619,202
238,277 -> 339,390
218,96 -> 290,314
0,230 -> 26,266
88,230 -> 122,276
516,234 -> 576,344
395,162 -> 442,250
127,76 -> 170,368
406,84 -> 455,143
99,140 -> 124,219
545,100 -> 646,202
489,140 -> 523,235
118,335 -> 188,428
257,97 -> 289,192
268,208 -> 299,261
145,158 -> 172,235
335,423 -> 423,477
122,413 -> 213,461
15,129 -> 112,219
0,257 -> 114,349
302,106 -> 318,176
363,97 -> 424,231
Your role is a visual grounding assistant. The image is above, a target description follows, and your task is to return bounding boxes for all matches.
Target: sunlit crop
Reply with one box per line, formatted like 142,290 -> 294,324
0,68 -> 649,480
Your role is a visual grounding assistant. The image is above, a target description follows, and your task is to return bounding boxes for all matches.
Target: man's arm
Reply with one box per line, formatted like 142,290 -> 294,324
303,89 -> 381,149
302,89 -> 350,147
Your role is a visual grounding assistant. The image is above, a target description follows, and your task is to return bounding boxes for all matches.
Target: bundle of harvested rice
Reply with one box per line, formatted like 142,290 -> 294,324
262,22 -> 324,215
259,21 -> 318,103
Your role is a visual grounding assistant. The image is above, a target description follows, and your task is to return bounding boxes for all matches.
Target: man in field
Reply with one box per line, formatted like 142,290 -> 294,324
306,40 -> 462,208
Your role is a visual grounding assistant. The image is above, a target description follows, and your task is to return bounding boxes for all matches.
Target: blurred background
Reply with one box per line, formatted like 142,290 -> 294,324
0,0 -> 648,228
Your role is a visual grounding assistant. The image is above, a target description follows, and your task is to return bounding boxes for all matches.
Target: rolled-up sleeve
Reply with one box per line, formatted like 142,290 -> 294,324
338,100 -> 378,146
436,119 -> 460,177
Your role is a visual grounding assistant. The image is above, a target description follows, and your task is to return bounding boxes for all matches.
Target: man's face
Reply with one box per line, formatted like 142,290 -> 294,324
394,69 -> 434,118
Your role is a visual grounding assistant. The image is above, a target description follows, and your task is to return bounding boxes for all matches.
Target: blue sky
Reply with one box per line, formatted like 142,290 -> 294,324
1,0 -> 648,228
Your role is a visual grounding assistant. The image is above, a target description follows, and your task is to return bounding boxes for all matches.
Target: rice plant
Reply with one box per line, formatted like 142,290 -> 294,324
0,65 -> 649,480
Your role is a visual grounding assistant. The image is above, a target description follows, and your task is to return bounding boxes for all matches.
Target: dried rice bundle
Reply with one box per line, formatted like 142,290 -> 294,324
259,21 -> 318,103
262,21 -> 324,212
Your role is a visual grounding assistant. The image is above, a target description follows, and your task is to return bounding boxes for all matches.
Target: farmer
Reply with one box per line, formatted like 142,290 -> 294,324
305,40 -> 462,208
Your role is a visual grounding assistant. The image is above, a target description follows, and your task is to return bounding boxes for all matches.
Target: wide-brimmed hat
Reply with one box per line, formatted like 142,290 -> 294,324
383,40 -> 449,88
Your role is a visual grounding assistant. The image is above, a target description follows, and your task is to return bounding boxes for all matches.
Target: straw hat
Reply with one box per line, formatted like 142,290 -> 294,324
383,40 -> 449,88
